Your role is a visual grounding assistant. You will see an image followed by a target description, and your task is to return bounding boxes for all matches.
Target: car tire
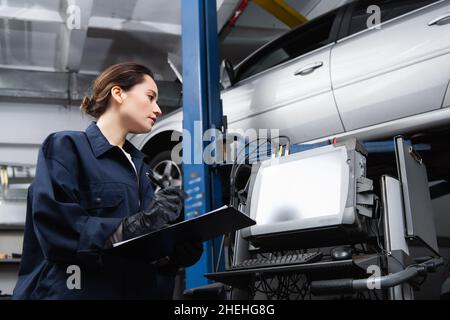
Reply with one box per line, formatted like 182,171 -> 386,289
148,150 -> 183,190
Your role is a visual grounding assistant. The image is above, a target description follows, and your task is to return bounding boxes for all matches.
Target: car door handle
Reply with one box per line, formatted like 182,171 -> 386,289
294,61 -> 324,76
428,13 -> 450,26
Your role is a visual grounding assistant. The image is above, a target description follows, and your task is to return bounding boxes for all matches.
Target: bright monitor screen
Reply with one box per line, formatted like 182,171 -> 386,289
244,145 -> 351,238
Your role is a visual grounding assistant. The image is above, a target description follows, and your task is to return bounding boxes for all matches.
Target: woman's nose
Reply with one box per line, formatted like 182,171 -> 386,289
154,103 -> 162,117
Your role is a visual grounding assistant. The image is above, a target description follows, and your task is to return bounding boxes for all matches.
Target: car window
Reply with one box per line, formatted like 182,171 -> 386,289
349,0 -> 440,36
235,9 -> 339,82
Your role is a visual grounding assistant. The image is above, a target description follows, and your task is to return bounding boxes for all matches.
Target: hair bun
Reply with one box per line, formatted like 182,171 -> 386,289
80,96 -> 94,112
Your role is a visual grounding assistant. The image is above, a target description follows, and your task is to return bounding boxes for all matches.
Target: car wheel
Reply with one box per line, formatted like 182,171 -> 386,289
148,150 -> 183,191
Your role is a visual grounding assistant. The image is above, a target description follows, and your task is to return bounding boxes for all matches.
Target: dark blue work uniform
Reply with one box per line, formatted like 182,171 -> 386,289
13,122 -> 174,299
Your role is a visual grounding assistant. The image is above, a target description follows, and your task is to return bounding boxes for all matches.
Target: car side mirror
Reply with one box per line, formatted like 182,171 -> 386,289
220,59 -> 235,89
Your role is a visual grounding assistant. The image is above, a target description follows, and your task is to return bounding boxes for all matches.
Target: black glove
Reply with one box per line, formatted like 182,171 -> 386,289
155,240 -> 204,276
122,187 -> 188,240
170,240 -> 203,268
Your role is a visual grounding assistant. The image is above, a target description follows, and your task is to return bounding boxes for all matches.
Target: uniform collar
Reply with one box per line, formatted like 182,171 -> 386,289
85,121 -> 145,159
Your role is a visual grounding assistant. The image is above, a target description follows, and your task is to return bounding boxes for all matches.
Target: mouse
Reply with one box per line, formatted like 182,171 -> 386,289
330,246 -> 353,261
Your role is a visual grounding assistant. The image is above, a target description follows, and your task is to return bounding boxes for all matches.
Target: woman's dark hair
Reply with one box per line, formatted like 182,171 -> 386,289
80,62 -> 154,118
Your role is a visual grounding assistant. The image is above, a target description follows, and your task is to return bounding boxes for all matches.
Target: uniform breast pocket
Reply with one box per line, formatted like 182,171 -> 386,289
79,183 -> 125,217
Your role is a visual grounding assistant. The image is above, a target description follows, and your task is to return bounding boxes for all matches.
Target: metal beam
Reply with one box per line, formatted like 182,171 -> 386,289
182,0 -> 224,289
0,68 -> 181,111
88,16 -> 181,35
0,5 -> 63,23
217,0 -> 243,32
218,0 -> 251,42
253,0 -> 308,28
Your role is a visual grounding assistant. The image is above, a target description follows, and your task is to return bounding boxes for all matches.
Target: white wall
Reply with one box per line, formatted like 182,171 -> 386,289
0,231 -> 24,296
0,102 -> 94,165
0,102 -> 93,297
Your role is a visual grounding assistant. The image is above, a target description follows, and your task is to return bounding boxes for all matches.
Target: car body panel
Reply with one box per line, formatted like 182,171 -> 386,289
306,107 -> 450,145
331,0 -> 450,130
222,44 -> 344,144
444,80 -> 450,108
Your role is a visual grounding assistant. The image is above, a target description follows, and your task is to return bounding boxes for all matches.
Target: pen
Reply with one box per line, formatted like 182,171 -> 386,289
146,170 -> 165,189
146,170 -> 190,199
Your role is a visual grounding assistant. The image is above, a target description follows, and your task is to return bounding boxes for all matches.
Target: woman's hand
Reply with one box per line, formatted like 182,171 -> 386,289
121,187 -> 188,240
170,240 -> 203,268
156,240 -> 204,276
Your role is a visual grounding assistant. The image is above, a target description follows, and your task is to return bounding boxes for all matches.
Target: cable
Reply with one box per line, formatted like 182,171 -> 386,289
231,135 -> 290,193
365,214 -> 407,273
228,135 -> 291,207
251,271 -> 311,300
229,138 -> 273,206
312,258 -> 443,296
367,207 -> 408,271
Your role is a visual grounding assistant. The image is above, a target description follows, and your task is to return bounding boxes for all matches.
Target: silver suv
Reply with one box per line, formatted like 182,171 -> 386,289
130,0 -> 450,183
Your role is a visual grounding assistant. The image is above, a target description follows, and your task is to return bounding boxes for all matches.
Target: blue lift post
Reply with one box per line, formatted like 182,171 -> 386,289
181,0 -> 224,289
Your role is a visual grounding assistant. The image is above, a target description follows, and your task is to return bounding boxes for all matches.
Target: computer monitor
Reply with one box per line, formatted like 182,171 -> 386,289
241,139 -> 373,251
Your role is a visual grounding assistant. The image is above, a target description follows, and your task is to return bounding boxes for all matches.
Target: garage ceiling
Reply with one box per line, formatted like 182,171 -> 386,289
0,0 -> 351,80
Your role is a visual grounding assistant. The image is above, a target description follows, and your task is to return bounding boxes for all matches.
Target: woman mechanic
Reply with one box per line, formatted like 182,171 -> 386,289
13,62 -> 203,299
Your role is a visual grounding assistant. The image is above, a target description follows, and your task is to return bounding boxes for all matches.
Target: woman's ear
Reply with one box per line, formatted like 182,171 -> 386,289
111,86 -> 125,104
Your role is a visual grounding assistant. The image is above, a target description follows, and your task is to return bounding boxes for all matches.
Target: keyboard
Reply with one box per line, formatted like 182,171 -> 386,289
230,251 -> 323,271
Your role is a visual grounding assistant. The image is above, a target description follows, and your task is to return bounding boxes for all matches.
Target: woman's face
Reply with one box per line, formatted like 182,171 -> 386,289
119,74 -> 162,134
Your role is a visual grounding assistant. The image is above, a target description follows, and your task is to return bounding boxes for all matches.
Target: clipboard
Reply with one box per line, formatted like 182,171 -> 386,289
107,205 -> 256,261
394,136 -> 439,256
